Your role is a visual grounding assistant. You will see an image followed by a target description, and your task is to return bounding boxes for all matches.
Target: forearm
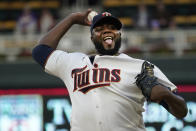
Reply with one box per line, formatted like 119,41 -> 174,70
38,14 -> 75,49
38,9 -> 91,49
151,85 -> 188,119
32,10 -> 91,67
163,91 -> 188,119
135,61 -> 188,119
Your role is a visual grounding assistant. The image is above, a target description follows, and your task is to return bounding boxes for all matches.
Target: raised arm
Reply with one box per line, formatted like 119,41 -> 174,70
39,9 -> 92,49
32,9 -> 92,67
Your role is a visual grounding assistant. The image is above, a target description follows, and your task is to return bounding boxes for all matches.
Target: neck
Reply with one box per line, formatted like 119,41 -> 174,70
99,52 -> 120,56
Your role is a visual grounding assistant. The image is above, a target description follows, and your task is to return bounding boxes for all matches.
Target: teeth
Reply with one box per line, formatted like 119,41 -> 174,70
104,36 -> 112,41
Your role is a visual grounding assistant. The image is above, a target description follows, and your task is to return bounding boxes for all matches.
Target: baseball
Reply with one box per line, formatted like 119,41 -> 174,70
88,11 -> 98,22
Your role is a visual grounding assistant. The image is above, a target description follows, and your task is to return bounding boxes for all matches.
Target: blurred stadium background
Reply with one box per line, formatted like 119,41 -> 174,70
0,0 -> 196,131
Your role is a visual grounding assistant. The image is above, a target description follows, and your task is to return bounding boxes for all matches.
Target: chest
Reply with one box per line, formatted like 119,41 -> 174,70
69,56 -> 142,95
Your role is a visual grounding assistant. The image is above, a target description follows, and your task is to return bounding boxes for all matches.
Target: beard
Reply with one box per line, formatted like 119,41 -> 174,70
93,37 -> 121,55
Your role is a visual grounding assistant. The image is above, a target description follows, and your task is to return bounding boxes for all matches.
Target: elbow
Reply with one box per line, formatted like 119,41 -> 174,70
175,105 -> 188,119
181,106 -> 188,118
179,99 -> 188,119
176,112 -> 187,119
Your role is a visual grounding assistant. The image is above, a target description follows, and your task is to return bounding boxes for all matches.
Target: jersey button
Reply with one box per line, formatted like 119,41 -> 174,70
99,122 -> 102,125
96,105 -> 99,108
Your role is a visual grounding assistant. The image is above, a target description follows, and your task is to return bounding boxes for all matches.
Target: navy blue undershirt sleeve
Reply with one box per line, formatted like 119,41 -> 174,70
32,44 -> 54,68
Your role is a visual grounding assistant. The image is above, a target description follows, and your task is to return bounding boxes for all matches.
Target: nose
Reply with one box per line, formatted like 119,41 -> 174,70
103,30 -> 111,34
103,27 -> 112,34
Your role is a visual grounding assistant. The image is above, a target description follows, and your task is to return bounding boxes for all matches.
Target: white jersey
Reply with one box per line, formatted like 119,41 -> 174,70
45,50 -> 177,131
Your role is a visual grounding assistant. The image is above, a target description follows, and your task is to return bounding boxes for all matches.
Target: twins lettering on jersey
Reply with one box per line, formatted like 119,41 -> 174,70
71,63 -> 121,94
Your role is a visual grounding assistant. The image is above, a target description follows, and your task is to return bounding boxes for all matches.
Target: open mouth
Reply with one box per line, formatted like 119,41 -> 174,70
103,36 -> 113,45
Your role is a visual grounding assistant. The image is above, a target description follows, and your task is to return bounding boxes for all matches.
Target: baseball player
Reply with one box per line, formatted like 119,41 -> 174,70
32,9 -> 187,131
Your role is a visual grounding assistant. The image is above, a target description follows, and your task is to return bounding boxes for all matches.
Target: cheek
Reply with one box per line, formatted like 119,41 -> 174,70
94,32 -> 101,37
93,33 -> 102,42
114,32 -> 121,41
115,31 -> 121,37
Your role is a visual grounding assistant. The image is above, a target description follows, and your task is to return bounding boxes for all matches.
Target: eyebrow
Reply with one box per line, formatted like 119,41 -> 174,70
95,24 -> 115,28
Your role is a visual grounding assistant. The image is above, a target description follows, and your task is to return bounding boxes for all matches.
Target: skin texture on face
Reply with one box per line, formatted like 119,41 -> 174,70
91,24 -> 121,55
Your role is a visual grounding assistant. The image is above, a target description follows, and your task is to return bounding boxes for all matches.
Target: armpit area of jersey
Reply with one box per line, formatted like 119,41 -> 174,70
32,44 -> 54,68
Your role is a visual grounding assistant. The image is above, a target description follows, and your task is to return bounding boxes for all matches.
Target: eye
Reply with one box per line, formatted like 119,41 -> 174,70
94,26 -> 104,32
108,25 -> 117,30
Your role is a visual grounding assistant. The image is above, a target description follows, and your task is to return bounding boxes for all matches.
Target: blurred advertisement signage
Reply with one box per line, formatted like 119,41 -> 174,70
44,96 -> 71,131
0,85 -> 195,131
0,95 -> 43,131
143,94 -> 196,131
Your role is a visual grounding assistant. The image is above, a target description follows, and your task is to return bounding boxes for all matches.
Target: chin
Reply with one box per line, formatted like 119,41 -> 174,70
105,47 -> 114,50
93,37 -> 121,55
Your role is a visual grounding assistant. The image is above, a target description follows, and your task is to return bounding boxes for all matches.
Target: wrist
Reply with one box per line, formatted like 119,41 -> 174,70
69,13 -> 83,25
67,13 -> 78,24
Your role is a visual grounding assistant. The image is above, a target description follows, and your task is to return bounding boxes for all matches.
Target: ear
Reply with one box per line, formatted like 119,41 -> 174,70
91,35 -> 93,42
117,31 -> 121,36
91,31 -> 95,40
119,32 -> 121,36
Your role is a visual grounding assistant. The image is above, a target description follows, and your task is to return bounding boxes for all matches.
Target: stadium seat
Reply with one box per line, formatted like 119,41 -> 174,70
0,0 -> 61,33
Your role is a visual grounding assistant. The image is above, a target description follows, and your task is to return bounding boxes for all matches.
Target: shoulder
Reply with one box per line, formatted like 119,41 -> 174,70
45,50 -> 87,75
50,50 -> 87,59
46,50 -> 87,67
119,53 -> 145,63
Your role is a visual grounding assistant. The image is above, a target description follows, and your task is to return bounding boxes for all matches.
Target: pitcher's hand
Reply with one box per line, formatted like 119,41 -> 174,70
71,9 -> 92,26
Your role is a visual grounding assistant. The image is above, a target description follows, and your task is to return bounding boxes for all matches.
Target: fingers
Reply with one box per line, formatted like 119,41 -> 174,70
84,9 -> 93,26
85,9 -> 92,17
86,20 -> 91,26
72,9 -> 94,26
